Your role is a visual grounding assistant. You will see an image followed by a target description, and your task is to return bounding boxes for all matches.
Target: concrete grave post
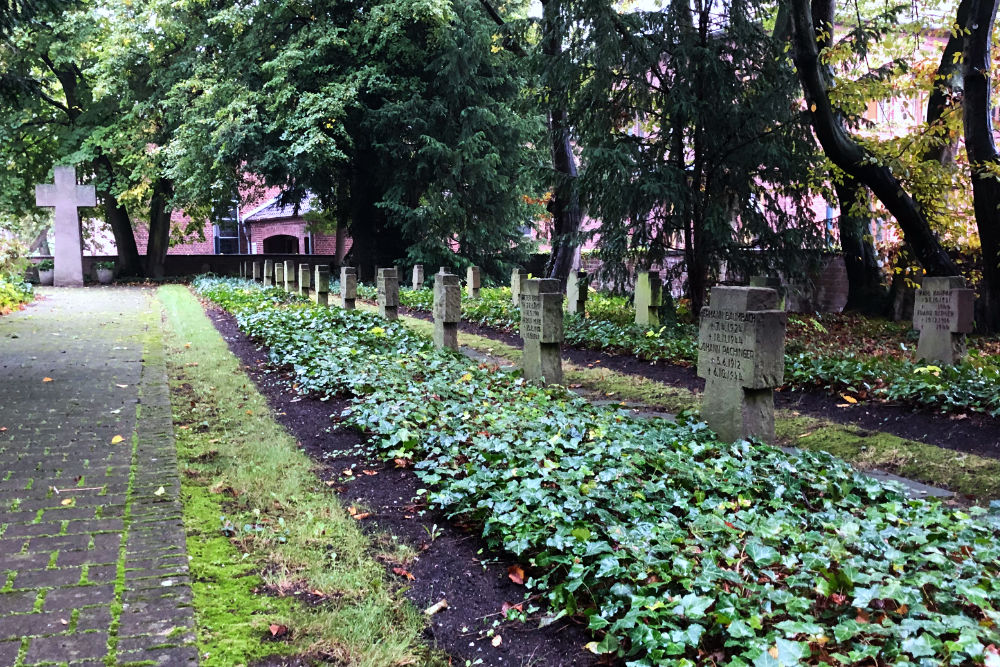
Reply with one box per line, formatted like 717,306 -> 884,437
511,268 -> 528,307
433,272 -> 461,349
913,276 -> 975,364
263,260 -> 275,287
283,260 -> 296,291
274,261 -> 285,287
252,261 -> 262,282
34,166 -> 96,287
749,276 -> 786,310
520,279 -> 564,385
634,270 -> 663,327
298,264 -> 311,297
466,266 -> 481,299
377,268 -> 400,321
313,265 -> 330,306
340,266 -> 357,310
412,264 -> 424,290
697,286 -> 786,444
566,270 -> 588,316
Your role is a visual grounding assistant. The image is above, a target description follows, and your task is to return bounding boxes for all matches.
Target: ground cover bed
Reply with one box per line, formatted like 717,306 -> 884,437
394,286 -> 1000,418
197,276 -> 1000,666
0,274 -> 33,315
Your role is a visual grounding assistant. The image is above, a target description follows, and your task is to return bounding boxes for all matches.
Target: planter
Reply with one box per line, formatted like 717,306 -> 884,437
96,268 -> 114,285
38,269 -> 54,286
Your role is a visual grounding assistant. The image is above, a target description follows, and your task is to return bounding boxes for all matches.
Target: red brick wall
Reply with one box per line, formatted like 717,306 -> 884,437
133,214 -> 216,255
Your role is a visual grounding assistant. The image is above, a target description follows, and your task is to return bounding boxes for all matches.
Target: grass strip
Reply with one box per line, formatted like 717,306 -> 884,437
158,284 -> 439,667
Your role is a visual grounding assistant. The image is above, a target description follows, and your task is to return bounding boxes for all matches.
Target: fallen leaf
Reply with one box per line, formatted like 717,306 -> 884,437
393,458 -> 412,468
245,410 -> 253,415
60,498 -> 74,506
342,469 -> 353,476
508,565 -> 525,585
797,431 -> 814,439
424,598 -> 448,615
60,618 -> 68,625
268,624 -> 288,638
0,427 -> 6,431
491,635 -> 502,647
768,646 -> 780,659
115,384 -> 128,388
392,567 -> 415,581
362,470 -> 378,476
153,486 -> 165,496
110,435 -> 124,445
840,394 -> 858,404
42,377 -> 53,383
501,601 -> 524,614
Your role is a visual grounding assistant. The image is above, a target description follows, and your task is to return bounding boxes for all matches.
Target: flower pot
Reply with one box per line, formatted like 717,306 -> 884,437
96,268 -> 114,285
38,269 -> 54,286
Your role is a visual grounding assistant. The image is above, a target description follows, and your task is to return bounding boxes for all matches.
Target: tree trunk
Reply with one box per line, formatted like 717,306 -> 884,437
94,155 -> 143,277
145,178 -> 173,279
924,0 -> 972,166
834,176 -> 887,312
790,0 -> 960,277
962,0 -> 1000,332
28,227 -> 50,255
541,0 -> 584,286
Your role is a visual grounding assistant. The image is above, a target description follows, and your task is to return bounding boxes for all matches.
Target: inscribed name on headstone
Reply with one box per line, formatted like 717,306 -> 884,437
696,286 -> 786,444
433,273 -> 461,349
263,260 -> 275,287
274,262 -> 285,287
34,166 -> 95,287
341,266 -> 357,310
253,261 -> 262,282
520,278 -> 564,385
913,276 -> 974,364
566,270 -> 588,316
298,264 -> 311,297
283,260 -> 296,291
412,264 -> 424,290
466,266 -> 481,299
377,268 -> 400,321
635,271 -> 663,327
511,268 -> 528,307
313,265 -> 330,306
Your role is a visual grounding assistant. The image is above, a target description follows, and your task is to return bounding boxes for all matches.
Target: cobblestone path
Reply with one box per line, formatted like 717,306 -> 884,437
0,288 -> 196,666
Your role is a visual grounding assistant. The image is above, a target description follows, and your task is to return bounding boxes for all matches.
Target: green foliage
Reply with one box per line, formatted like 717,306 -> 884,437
0,274 -> 32,313
197,276 -> 1000,666
36,259 -> 53,271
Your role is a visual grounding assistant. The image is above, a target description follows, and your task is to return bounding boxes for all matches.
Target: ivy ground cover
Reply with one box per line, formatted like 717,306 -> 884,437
397,286 -> 1000,417
197,277 -> 1000,666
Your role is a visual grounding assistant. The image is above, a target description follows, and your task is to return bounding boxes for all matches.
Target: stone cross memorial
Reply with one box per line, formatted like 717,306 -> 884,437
697,286 -> 786,444
520,279 -> 564,385
274,262 -> 285,287
298,264 -> 311,297
511,268 -> 528,307
313,265 -> 330,306
253,261 -> 262,282
35,166 -> 96,287
466,266 -> 481,299
377,268 -> 400,321
433,272 -> 461,349
341,266 -> 357,310
283,260 -> 296,291
913,276 -> 975,364
566,270 -> 588,316
412,264 -> 424,290
635,270 -> 663,327
263,260 -> 275,287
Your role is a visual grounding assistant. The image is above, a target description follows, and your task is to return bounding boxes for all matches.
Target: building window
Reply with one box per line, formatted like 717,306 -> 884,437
214,199 -> 240,255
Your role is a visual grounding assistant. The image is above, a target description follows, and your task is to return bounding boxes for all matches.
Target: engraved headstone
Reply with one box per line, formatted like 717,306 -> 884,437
274,261 -> 285,287
298,264 -> 311,297
566,270 -> 588,316
377,268 -> 400,321
466,266 -> 481,300
520,279 -> 564,384
34,166 -> 95,287
635,271 -> 663,327
412,264 -> 424,290
313,265 -> 330,306
433,272 -> 461,349
913,276 -> 975,364
697,286 -> 786,444
511,268 -> 528,307
263,260 -> 275,287
340,266 -> 357,310
252,261 -> 262,282
283,260 -> 296,291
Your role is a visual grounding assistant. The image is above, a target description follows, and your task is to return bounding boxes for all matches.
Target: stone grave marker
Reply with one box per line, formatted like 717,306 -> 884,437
252,261 -> 262,282
274,261 -> 285,287
283,260 -> 296,291
466,266 -> 481,299
35,166 -> 95,287
298,264 -> 311,297
313,265 -> 330,306
433,272 -> 461,349
634,270 -> 663,327
749,275 -> 786,310
263,260 -> 275,287
520,279 -> 564,385
511,268 -> 528,307
566,270 -> 588,316
913,276 -> 975,364
341,266 -> 357,310
697,286 -> 786,444
412,264 -> 424,290
377,268 -> 400,321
